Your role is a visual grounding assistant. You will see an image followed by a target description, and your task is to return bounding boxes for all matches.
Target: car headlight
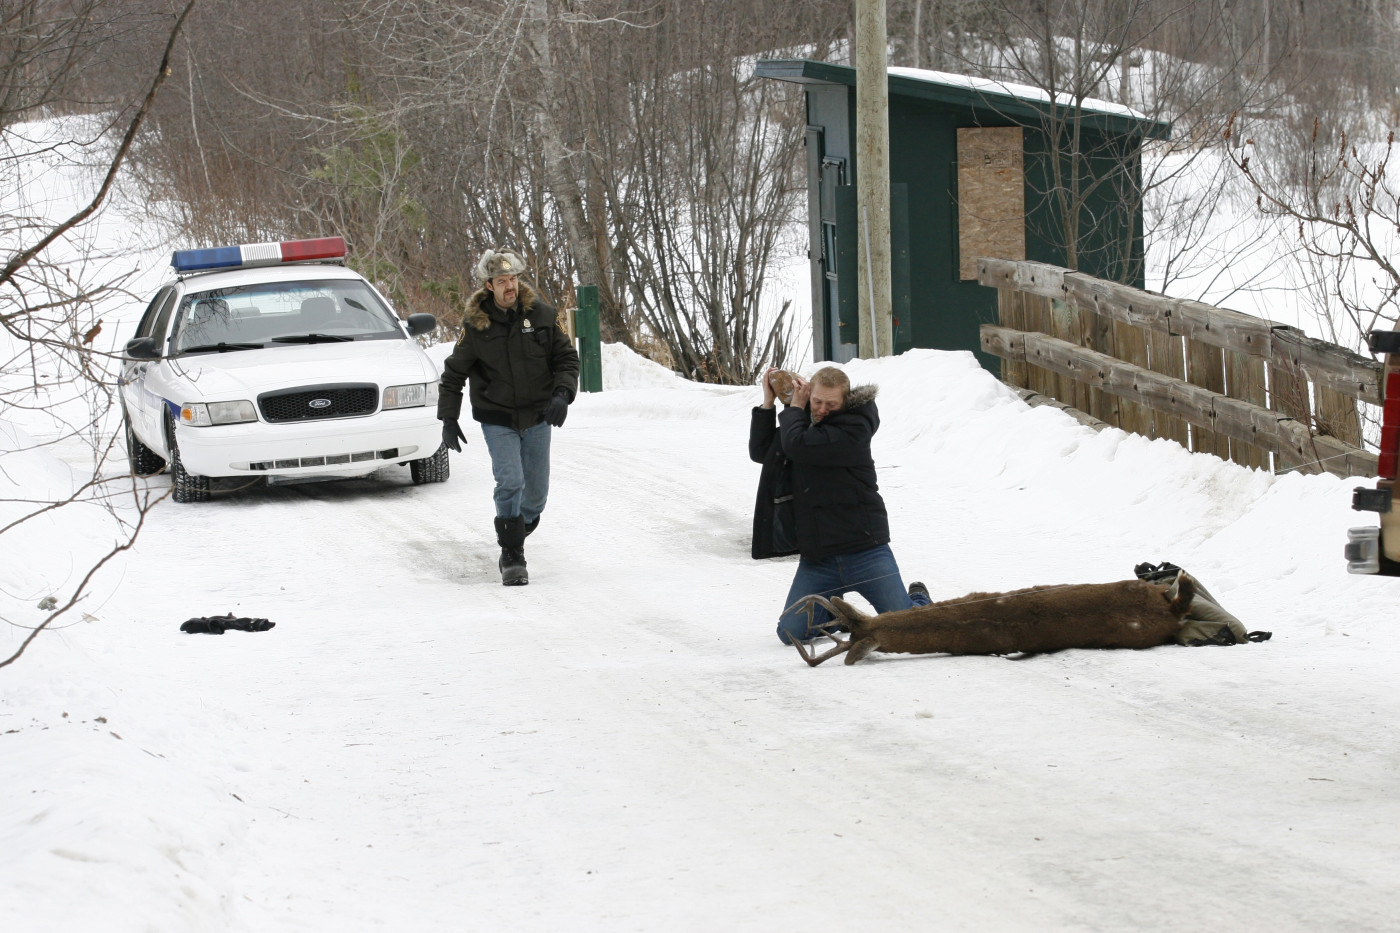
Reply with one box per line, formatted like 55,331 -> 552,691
180,400 -> 258,426
383,382 -> 437,409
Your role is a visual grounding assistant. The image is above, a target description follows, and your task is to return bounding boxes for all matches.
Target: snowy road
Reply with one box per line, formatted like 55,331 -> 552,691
5,347 -> 1400,932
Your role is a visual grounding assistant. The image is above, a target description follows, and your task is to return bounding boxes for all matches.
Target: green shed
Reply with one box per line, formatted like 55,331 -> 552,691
754,59 -> 1171,367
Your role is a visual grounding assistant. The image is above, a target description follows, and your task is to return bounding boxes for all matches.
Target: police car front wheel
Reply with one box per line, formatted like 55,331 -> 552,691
166,418 -> 210,504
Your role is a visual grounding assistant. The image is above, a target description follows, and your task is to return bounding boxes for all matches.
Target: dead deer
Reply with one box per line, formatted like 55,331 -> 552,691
790,574 -> 1197,666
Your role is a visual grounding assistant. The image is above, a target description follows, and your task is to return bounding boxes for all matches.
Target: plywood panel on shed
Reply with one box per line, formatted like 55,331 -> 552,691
957,127 -> 1025,281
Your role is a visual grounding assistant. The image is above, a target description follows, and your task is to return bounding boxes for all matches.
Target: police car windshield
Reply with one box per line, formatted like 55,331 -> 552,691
173,279 -> 402,354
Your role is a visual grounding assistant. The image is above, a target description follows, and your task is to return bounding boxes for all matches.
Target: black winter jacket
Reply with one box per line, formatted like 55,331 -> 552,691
748,406 -> 799,559
437,283 -> 580,430
751,385 -> 891,561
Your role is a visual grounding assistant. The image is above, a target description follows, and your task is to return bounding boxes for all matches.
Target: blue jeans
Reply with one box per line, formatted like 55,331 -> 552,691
481,421 -> 551,522
777,544 -> 930,645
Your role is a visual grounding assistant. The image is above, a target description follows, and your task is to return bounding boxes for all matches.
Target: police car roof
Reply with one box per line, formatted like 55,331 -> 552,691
173,262 -> 368,293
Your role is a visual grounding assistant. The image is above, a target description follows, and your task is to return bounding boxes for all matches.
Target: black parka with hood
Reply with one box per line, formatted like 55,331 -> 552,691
748,405 -> 799,559
749,384 -> 891,562
437,283 -> 580,431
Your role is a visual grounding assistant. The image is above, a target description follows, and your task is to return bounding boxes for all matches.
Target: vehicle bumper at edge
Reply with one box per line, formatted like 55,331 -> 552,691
173,407 -> 442,479
1346,480 -> 1400,575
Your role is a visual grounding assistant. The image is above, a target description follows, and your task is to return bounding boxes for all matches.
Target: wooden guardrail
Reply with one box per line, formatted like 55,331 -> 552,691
977,258 -> 1382,478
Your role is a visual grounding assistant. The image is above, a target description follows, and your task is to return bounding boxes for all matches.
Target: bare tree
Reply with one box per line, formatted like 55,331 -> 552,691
1230,118 -> 1400,344
124,0 -> 844,380
608,38 -> 816,382
1,0 -> 196,669
323,0 -> 841,379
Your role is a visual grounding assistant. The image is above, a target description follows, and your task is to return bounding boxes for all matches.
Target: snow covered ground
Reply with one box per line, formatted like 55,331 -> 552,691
4,117 -> 1400,932
4,338 -> 1400,932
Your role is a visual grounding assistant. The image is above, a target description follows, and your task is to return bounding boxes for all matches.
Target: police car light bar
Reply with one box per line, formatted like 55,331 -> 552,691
170,236 -> 347,274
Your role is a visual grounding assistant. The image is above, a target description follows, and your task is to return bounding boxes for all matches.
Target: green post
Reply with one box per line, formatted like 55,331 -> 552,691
576,284 -> 602,393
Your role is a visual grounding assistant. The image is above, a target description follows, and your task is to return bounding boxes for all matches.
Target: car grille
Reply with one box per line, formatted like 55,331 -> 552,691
258,383 -> 377,423
241,447 -> 413,472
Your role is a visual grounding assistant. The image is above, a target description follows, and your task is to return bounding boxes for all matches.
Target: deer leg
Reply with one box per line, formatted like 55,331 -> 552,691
844,636 -> 882,665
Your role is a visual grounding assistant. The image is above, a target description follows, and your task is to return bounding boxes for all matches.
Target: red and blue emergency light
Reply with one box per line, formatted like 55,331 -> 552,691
170,236 -> 347,274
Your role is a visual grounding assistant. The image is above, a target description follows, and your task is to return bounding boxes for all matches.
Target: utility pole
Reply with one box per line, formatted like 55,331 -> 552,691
854,0 -> 893,358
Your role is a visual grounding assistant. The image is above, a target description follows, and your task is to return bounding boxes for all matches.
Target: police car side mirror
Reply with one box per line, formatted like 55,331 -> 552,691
124,336 -> 160,360
405,313 -> 437,337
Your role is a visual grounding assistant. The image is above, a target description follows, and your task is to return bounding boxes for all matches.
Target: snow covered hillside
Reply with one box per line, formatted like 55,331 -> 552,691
3,341 -> 1399,932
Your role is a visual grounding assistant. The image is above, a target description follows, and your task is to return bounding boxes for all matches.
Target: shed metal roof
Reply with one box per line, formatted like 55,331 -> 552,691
755,58 -> 1171,140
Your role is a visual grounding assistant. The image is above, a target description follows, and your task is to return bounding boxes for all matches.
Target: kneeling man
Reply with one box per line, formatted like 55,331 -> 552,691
749,365 -> 930,644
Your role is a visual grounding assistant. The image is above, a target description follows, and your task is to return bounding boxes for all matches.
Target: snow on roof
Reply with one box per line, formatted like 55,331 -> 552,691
887,66 -> 1152,123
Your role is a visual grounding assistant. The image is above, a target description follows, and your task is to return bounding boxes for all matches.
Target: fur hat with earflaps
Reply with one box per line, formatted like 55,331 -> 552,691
474,248 -> 528,284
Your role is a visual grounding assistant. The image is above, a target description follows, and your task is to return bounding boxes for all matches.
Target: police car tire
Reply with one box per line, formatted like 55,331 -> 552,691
124,413 -> 165,477
166,421 -> 211,503
410,444 -> 450,485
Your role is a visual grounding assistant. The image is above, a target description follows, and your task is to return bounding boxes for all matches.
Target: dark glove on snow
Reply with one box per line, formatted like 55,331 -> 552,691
442,417 -> 468,452
543,390 -> 570,428
181,614 -> 274,634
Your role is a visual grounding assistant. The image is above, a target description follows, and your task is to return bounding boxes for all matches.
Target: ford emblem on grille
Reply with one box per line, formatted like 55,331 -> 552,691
308,398 -> 332,409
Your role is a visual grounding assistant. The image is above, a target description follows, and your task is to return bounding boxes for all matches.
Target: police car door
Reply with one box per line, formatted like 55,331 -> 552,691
122,286 -> 177,444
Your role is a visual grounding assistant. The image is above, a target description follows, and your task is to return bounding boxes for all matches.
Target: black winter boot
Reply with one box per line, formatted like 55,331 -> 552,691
494,515 -> 529,586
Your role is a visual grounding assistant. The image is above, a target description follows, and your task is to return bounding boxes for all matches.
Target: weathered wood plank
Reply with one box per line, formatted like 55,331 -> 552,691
1168,298 -> 1273,356
1008,386 -> 1112,432
996,287 -> 1028,388
1185,338 -> 1230,459
1062,272 -> 1174,333
1113,319 -> 1153,439
1227,351 -> 1271,470
981,325 -> 1025,363
1315,385 -> 1363,448
977,260 -> 1383,398
978,258 -> 1066,298
1270,354 -> 1312,474
1046,297 -> 1090,414
1308,432 -> 1381,478
1147,330 -> 1189,448
1271,326 -> 1382,405
1119,363 -> 1221,422
1073,297 -> 1121,427
979,327 -> 1376,478
1021,293 -> 1051,398
1078,305 -> 1110,426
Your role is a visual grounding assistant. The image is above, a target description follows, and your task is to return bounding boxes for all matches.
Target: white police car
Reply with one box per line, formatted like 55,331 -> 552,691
119,236 -> 447,502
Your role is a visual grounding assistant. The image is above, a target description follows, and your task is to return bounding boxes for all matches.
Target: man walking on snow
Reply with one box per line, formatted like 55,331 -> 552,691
437,248 -> 580,585
749,365 -> 930,643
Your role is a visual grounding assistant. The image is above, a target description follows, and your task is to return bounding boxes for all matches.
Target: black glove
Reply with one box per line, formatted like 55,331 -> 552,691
441,417 -> 468,452
543,389 -> 570,428
180,614 -> 274,634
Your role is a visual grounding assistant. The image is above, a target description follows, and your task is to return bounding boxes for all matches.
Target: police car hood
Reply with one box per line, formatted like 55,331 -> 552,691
167,339 -> 436,395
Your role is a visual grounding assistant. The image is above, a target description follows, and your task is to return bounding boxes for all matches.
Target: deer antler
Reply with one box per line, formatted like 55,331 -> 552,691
783,595 -> 855,667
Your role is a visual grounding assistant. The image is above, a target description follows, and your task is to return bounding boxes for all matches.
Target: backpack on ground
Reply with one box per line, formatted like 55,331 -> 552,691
1133,562 -> 1272,646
